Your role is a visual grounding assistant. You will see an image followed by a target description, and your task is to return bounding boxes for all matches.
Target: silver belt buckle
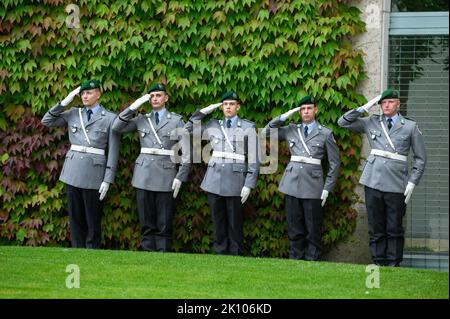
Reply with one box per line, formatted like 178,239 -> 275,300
300,158 -> 305,163
81,146 -> 87,153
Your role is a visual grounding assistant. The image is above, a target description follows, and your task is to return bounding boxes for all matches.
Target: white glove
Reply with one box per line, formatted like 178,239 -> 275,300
360,94 -> 382,113
98,182 -> 110,201
320,190 -> 329,207
404,182 -> 415,204
172,178 -> 182,199
60,86 -> 81,106
129,94 -> 150,111
200,102 -> 222,115
240,186 -> 251,204
280,107 -> 300,121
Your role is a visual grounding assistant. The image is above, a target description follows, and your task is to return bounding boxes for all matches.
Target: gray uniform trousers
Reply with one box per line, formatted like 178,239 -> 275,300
41,103 -> 120,248
112,107 -> 191,251
264,117 -> 340,260
185,110 -> 260,255
338,109 -> 426,265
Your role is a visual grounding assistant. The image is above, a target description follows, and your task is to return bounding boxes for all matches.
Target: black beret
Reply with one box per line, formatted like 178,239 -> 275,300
378,88 -> 400,103
80,79 -> 101,93
298,95 -> 315,107
221,91 -> 240,102
148,83 -> 166,94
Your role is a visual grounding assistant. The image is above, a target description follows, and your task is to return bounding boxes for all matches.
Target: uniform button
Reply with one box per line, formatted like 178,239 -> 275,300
222,164 -> 225,167
86,129 -> 89,132
385,145 -> 388,148
300,166 -> 303,169
80,156 -> 83,159
383,161 -> 386,164
151,158 -> 154,161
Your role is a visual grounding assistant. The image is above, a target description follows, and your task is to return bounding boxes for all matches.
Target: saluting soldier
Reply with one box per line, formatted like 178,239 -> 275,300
185,91 -> 260,256
264,95 -> 340,261
337,88 -> 427,266
41,80 -> 120,249
111,83 -> 190,252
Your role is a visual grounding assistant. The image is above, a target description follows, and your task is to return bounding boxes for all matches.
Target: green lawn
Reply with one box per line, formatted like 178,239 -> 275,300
0,246 -> 447,299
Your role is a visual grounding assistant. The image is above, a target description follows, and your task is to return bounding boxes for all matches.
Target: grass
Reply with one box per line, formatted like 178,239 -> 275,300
0,246 -> 448,299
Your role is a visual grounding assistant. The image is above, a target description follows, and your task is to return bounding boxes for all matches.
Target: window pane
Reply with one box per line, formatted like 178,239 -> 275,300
388,35 -> 449,271
392,0 -> 449,12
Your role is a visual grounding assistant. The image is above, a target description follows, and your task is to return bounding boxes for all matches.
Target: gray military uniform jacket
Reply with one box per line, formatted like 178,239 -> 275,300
185,110 -> 260,197
41,103 -> 120,190
337,109 -> 426,193
111,107 -> 190,192
265,117 -> 340,199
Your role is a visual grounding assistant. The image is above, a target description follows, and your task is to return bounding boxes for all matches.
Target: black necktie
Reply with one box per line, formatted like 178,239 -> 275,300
304,125 -> 308,138
227,119 -> 232,128
155,112 -> 159,125
387,118 -> 393,130
87,109 -> 93,121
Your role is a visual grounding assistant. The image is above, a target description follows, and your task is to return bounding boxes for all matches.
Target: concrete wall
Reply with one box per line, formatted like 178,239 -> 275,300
322,0 -> 388,264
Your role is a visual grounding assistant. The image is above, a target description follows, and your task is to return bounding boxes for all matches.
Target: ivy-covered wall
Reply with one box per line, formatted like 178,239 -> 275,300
0,0 -> 368,257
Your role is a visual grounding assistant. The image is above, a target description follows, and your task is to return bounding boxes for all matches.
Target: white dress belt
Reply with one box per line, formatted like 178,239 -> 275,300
290,155 -> 321,165
140,147 -> 175,156
212,151 -> 245,161
370,149 -> 407,162
70,144 -> 105,155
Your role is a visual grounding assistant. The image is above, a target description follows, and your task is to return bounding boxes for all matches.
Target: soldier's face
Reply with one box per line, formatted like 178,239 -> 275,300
149,91 -> 168,110
299,104 -> 317,124
81,89 -> 101,107
380,99 -> 400,117
222,100 -> 240,118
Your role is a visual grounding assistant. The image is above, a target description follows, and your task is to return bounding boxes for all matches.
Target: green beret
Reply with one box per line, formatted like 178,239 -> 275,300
221,91 -> 240,102
148,83 -> 166,94
298,95 -> 315,107
80,79 -> 101,93
378,88 -> 400,104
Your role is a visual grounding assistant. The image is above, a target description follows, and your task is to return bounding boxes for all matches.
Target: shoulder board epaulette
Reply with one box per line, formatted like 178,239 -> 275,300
403,116 -> 416,122
170,112 -> 182,118
240,118 -> 254,125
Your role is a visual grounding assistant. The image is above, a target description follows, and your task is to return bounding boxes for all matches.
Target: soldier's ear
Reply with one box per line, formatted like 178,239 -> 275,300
236,104 -> 241,112
164,94 -> 169,103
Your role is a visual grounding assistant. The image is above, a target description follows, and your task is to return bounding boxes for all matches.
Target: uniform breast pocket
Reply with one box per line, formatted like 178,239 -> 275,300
94,127 -> 108,138
288,138 -> 297,149
310,142 -> 324,155
137,129 -> 148,138
397,135 -> 410,148
209,135 -> 221,145
208,161 -> 216,168
369,129 -> 381,140
70,125 -> 79,134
